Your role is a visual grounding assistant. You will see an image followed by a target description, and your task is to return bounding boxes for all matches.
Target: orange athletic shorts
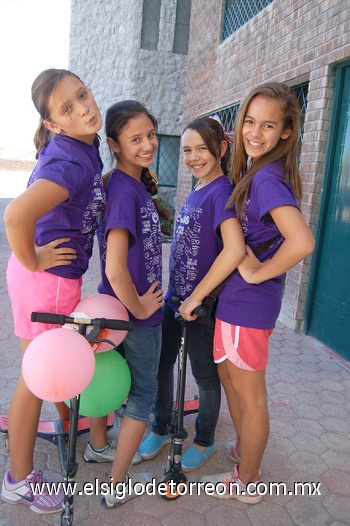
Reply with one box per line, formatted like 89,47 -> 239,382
213,318 -> 273,371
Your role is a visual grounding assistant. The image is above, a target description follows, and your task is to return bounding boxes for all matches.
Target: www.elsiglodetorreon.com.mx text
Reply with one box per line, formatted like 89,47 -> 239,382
30,477 -> 321,499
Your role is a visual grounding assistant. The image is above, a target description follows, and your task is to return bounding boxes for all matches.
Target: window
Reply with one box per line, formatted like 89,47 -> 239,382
152,135 -> 180,187
173,0 -> 192,54
292,82 -> 309,140
222,0 -> 274,41
141,0 -> 161,50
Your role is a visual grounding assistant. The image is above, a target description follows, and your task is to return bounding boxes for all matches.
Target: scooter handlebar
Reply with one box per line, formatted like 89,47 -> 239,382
31,312 -> 134,331
170,296 -> 207,318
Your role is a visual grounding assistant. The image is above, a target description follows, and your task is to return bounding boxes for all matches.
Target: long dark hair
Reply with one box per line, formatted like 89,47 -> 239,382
105,100 -> 170,218
228,82 -> 302,215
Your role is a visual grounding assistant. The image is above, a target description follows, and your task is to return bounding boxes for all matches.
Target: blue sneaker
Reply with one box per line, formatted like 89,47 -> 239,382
139,433 -> 170,460
181,444 -> 216,472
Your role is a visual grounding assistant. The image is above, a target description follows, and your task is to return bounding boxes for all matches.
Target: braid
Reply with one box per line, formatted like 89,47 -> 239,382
141,168 -> 158,197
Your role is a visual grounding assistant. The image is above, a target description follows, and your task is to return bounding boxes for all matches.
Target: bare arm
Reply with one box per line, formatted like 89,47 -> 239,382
178,217 -> 246,320
237,205 -> 315,284
105,228 -> 164,320
4,179 -> 76,271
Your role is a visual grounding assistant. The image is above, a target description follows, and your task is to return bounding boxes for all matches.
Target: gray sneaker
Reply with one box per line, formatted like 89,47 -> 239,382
101,472 -> 153,509
83,440 -> 142,465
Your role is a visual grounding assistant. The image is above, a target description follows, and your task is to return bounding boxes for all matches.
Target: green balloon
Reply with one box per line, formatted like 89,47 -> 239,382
66,349 -> 131,417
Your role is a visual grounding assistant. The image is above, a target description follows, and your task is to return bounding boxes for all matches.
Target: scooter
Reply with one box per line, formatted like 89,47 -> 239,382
0,311 -> 134,526
161,297 -> 206,500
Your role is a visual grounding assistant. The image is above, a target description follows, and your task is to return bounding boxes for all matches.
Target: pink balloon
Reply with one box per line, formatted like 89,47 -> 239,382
22,328 -> 95,402
73,294 -> 129,352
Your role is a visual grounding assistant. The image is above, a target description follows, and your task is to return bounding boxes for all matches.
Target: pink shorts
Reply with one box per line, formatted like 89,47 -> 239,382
7,253 -> 82,339
213,319 -> 273,371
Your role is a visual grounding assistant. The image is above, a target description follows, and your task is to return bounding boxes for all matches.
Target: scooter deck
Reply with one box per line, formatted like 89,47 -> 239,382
174,398 -> 199,415
0,413 -> 114,437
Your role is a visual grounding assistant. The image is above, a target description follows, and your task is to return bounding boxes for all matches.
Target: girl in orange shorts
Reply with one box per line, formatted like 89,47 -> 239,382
199,82 -> 315,503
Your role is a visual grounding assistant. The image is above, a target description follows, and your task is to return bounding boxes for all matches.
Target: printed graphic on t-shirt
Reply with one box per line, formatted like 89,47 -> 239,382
141,201 -> 162,285
170,202 -> 203,298
240,198 -> 249,237
82,172 -> 106,252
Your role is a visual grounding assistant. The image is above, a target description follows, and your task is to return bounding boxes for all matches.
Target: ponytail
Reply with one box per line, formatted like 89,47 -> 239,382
33,118 -> 51,159
141,168 -> 172,221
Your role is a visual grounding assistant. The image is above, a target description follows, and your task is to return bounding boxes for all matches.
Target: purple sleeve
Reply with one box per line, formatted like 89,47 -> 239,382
253,166 -> 299,219
212,181 -> 237,231
32,160 -> 85,198
104,187 -> 137,242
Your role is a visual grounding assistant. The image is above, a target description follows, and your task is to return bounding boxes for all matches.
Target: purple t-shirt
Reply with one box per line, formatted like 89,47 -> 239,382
216,161 -> 299,329
165,175 -> 236,311
98,169 -> 163,327
27,135 -> 105,278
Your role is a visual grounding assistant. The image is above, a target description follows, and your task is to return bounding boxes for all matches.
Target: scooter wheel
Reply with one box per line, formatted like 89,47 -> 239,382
61,512 -> 73,526
161,471 -> 187,500
61,506 -> 73,525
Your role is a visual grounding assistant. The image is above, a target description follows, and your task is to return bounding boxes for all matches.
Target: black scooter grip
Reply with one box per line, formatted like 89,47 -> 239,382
98,318 -> 135,331
170,296 -> 182,307
193,305 -> 207,318
170,296 -> 207,318
31,312 -> 67,325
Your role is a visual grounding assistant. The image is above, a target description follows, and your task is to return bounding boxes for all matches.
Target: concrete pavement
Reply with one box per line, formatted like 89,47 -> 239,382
0,195 -> 349,526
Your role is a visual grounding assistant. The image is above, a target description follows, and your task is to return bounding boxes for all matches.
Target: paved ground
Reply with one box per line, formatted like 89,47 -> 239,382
0,194 -> 349,526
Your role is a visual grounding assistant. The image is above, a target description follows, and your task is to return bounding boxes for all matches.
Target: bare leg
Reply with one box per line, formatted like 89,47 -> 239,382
8,338 -> 42,481
55,402 -> 71,420
217,360 -> 242,455
224,360 -> 269,483
88,416 -> 108,449
110,417 -> 146,484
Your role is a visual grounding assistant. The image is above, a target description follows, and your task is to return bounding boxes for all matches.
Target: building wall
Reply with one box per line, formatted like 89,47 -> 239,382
69,0 -> 186,169
178,0 -> 350,330
69,0 -> 350,333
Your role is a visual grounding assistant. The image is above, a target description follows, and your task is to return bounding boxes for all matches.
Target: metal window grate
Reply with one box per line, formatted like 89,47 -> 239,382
292,82 -> 309,139
141,0 -> 161,50
207,103 -> 240,135
152,135 -> 180,187
222,0 -> 275,40
173,0 -> 192,54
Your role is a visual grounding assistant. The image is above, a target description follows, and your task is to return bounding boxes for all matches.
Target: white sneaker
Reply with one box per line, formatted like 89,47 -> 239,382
101,472 -> 153,509
215,464 -> 262,503
201,464 -> 262,504
1,470 -> 63,514
83,440 -> 142,465
201,458 -> 261,484
200,470 -> 234,485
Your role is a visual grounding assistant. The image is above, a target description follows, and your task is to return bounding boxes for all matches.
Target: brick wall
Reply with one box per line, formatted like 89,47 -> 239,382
178,0 -> 350,330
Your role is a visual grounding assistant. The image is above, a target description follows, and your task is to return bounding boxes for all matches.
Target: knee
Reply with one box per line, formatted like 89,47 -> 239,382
235,390 -> 268,413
